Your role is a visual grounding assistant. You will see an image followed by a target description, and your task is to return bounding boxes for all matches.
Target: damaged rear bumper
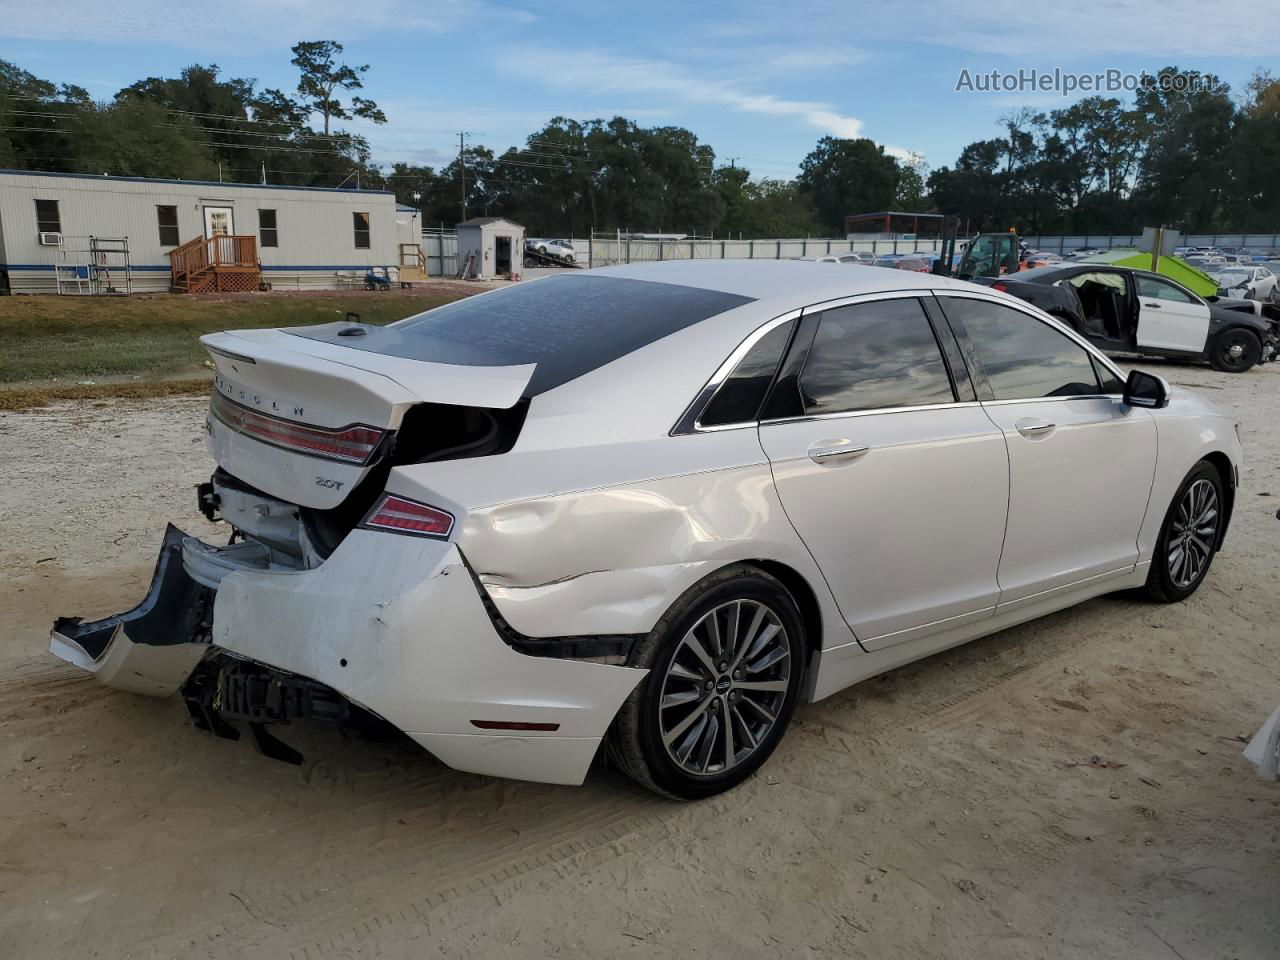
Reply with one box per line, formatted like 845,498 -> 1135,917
49,524 -> 647,785
49,525 -> 212,696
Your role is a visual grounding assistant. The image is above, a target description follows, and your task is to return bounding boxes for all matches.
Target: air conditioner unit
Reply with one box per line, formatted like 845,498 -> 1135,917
39,232 -> 63,246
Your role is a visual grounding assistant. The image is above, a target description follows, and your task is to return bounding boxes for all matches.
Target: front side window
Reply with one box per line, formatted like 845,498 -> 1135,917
943,297 -> 1102,400
1136,275 -> 1194,303
259,209 -> 278,248
798,298 -> 955,415
353,212 -> 370,249
35,199 -> 60,234
156,205 -> 179,246
699,320 -> 793,427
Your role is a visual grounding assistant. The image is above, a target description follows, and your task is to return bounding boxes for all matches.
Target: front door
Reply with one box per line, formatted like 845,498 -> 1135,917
758,295 -> 1009,650
204,206 -> 236,262
938,293 -> 1157,606
1133,273 -> 1211,353
204,206 -> 234,238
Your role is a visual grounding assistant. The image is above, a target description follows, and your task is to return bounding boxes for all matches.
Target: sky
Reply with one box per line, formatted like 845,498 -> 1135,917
1,0 -> 1274,181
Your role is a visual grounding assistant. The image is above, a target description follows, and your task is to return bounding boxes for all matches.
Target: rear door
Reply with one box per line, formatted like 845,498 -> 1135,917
758,294 -> 1009,651
937,293 -> 1157,607
1133,273 -> 1211,353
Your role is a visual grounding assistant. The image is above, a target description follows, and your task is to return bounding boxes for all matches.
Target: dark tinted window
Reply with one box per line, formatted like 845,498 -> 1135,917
259,209 -> 278,248
699,321 -> 792,427
353,212 -> 370,248
291,273 -> 755,395
156,205 -> 179,246
1091,355 -> 1125,393
35,199 -> 60,233
798,298 -> 955,415
944,297 -> 1101,399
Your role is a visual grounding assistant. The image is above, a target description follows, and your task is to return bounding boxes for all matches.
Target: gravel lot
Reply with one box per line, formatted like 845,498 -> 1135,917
1,360 -> 1278,959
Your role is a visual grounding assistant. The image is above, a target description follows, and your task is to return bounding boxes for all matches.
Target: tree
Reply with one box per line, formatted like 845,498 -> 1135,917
797,137 -> 899,234
894,154 -> 928,212
290,41 -> 386,136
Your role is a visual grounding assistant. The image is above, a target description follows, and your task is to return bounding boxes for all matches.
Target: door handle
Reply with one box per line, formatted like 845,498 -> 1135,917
1015,418 -> 1055,438
808,440 -> 869,464
1143,302 -> 1162,308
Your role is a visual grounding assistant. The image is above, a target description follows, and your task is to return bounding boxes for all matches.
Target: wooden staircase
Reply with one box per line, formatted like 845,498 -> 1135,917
170,235 -> 260,293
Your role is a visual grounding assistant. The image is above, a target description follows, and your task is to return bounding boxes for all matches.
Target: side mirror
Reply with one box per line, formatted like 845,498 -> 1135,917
1123,369 -> 1170,409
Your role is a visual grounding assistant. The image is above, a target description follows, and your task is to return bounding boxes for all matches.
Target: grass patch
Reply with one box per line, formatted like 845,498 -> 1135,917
0,289 -> 472,385
0,378 -> 214,411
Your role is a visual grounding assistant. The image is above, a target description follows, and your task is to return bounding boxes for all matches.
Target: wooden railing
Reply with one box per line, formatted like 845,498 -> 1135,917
170,235 -> 258,290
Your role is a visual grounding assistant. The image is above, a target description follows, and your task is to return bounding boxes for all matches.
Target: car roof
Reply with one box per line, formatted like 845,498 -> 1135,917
591,259 -> 969,306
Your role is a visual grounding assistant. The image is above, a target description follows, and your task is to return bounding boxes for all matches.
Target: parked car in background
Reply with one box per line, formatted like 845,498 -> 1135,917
526,238 -> 576,262
1210,265 -> 1277,303
978,263 -> 1279,372
47,262 -> 1243,798
796,254 -> 873,265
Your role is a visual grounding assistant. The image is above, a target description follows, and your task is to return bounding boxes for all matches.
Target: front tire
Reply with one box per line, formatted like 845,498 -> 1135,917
1145,461 -> 1224,603
608,565 -> 805,799
1209,328 -> 1262,373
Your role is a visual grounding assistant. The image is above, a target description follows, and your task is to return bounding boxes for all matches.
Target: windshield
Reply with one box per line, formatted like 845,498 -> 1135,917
1216,269 -> 1251,283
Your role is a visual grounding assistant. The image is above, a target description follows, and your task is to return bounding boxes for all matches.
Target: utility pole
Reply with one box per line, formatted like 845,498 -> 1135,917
459,131 -> 467,223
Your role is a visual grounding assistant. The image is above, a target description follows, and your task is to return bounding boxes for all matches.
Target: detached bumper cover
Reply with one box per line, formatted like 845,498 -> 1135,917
50,526 -> 647,786
49,525 -> 212,696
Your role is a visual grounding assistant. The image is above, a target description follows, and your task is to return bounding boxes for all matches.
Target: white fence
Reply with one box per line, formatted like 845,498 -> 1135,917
419,229 -> 1280,277
422,229 -> 458,277
1023,233 -> 1280,255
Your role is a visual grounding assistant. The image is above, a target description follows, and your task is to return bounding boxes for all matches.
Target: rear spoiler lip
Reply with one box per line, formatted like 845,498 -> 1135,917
202,328 -> 536,411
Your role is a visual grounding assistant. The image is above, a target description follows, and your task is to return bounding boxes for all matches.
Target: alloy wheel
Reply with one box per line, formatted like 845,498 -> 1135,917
1167,478 -> 1219,588
658,599 -> 790,777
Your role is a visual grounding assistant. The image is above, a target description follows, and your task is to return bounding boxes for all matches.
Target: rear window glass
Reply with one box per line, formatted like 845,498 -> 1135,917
291,274 -> 754,395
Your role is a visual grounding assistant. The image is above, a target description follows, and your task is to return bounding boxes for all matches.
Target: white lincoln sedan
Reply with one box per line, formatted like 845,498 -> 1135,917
51,262 -> 1240,799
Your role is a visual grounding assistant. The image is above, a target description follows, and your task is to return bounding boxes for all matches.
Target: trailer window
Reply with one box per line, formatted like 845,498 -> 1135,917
259,209 -> 278,248
353,212 -> 370,249
156,206 -> 179,246
35,199 -> 60,234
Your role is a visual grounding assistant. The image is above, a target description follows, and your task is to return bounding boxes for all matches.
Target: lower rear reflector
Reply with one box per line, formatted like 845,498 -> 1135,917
470,720 -> 561,732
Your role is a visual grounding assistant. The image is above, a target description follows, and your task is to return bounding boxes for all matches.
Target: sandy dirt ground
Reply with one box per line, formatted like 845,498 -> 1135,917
1,363 -> 1278,959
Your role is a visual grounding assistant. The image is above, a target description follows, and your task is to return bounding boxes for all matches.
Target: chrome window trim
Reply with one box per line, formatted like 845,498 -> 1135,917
670,309 -> 802,435
759,400 -> 982,427
672,289 -> 952,436
932,288 -> 1129,395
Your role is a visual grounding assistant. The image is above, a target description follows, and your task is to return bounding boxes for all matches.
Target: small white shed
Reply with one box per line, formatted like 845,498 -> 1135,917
455,216 -> 524,279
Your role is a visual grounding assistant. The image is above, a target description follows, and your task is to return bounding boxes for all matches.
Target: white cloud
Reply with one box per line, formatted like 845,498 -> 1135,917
731,0 -> 1276,59
499,46 -> 867,140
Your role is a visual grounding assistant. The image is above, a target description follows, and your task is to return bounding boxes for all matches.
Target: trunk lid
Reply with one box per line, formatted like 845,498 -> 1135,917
201,328 -> 534,510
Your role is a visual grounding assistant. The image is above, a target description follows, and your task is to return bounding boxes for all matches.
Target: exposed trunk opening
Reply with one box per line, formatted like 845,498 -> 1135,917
210,399 -> 529,564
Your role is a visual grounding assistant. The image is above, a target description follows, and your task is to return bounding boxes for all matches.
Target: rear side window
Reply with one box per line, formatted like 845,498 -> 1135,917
798,298 -> 955,415
943,297 -> 1102,400
292,273 -> 755,395
699,320 -> 793,427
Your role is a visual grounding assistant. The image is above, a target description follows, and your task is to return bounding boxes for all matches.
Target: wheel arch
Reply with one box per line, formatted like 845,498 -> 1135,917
1200,450 -> 1236,549
739,559 -> 825,701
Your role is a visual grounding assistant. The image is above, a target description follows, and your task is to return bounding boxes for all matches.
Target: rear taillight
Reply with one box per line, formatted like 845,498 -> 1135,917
990,282 -> 1007,292
210,391 -> 384,465
360,494 -> 454,539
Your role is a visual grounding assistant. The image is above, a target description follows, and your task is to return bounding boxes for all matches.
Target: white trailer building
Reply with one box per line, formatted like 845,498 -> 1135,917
0,170 -> 422,294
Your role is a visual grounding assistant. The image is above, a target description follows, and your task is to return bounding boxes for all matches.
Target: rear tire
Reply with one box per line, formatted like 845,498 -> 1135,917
608,565 -> 805,799
1209,328 -> 1261,373
1145,461 -> 1224,603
